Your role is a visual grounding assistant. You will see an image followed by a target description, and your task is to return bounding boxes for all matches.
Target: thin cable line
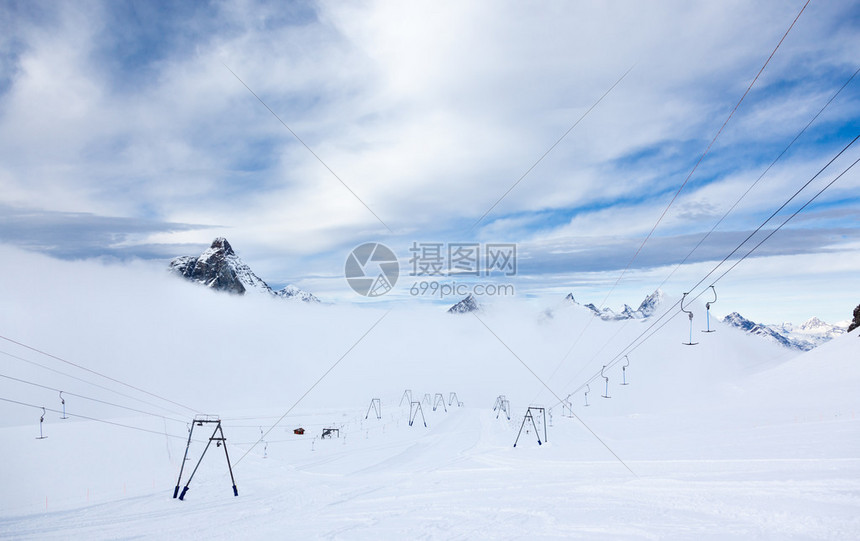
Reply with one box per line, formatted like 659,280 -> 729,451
471,312 -> 637,477
0,372 -> 186,424
469,64 -> 636,233
233,310 -> 390,467
0,396 -> 187,440
541,63 -> 859,398
0,349 -> 188,417
673,134 -> 857,299
223,63 -> 393,233
561,151 -> 859,403
655,63 -> 860,291
712,156 -> 860,284
0,335 -> 198,414
595,0 -> 811,311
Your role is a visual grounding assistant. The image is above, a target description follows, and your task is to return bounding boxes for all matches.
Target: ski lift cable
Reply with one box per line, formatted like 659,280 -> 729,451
0,395 -> 189,440
469,63 -> 636,233
541,64 -> 860,400
232,310 -> 390,468
0,334 -> 199,414
591,0 -> 811,323
551,131 -> 860,399
0,372 -> 187,424
471,312 -> 637,477
556,152 -> 860,404
222,63 -> 393,234
538,2 -> 820,394
667,133 -> 859,302
653,63 -> 860,293
708,155 -> 860,287
0,348 -> 190,417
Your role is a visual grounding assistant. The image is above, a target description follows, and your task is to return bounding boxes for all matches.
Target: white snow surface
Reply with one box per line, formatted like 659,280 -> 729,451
1,247 -> 858,539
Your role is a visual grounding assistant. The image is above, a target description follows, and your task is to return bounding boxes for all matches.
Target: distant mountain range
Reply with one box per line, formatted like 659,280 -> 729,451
582,290 -> 665,321
169,237 -> 320,302
722,312 -> 846,351
170,242 -> 845,350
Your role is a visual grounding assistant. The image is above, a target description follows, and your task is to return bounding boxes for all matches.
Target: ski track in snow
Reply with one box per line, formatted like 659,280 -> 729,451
2,405 -> 859,540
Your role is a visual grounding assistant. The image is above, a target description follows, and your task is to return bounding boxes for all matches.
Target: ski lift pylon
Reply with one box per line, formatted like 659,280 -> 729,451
584,384 -> 590,407
408,401 -> 427,427
513,406 -> 547,447
433,393 -> 447,412
366,398 -> 382,419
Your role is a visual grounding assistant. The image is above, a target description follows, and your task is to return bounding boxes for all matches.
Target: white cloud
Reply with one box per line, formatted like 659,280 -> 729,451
0,0 -> 857,319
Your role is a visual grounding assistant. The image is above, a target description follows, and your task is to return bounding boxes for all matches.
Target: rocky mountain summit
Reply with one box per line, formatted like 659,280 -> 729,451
169,237 -> 319,302
447,294 -> 480,314
582,289 -> 665,321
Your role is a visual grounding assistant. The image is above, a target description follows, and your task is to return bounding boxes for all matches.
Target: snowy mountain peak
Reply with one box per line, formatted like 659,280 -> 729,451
585,289 -> 664,321
169,238 -> 320,302
723,312 -> 756,332
564,293 -> 577,303
722,312 -> 799,350
722,312 -> 845,351
448,294 -> 480,314
209,237 -> 235,256
637,289 -> 664,317
275,284 -> 321,303
799,317 -> 826,331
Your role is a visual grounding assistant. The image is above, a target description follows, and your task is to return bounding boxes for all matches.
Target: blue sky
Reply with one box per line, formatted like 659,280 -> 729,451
0,0 -> 858,323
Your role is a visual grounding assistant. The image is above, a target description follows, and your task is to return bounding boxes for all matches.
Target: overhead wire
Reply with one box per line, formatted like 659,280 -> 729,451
540,63 -> 860,399
472,312 -> 638,477
0,334 -> 199,414
0,372 -> 187,424
232,310 -> 390,467
653,63 -> 860,291
0,348 -> 189,417
559,148 -> 860,403
0,396 -> 189,440
543,0 -> 813,382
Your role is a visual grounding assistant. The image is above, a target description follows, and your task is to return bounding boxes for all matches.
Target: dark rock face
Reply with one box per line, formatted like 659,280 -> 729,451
849,304 -> 860,333
169,237 -> 320,302
169,238 -> 247,294
448,294 -> 480,314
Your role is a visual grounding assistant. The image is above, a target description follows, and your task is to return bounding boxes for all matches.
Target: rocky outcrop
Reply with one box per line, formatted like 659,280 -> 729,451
169,237 -> 320,302
448,294 -> 480,314
849,304 -> 860,333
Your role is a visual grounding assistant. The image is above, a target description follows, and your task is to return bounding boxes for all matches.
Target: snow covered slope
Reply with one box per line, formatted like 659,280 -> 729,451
1,247 -> 858,539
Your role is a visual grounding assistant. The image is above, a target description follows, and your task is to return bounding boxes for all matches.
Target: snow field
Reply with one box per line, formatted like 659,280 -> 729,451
1,247 -> 858,538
